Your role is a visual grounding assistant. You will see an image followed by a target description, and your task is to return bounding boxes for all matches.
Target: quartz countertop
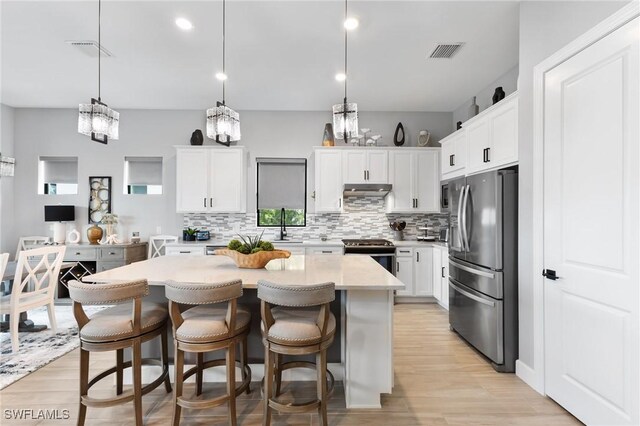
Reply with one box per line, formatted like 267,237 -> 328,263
85,254 -> 404,290
165,239 -> 345,247
392,240 -> 448,248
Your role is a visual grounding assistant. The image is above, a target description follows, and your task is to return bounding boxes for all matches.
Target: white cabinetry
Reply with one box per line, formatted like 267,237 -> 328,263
307,246 -> 343,255
387,149 -> 440,213
414,247 -> 434,297
440,131 -> 466,180
394,248 -> 414,297
343,150 -> 388,184
314,149 -> 343,213
165,246 -> 206,256
431,246 -> 449,309
176,146 -> 246,213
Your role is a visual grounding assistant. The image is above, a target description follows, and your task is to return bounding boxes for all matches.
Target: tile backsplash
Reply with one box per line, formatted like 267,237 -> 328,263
184,197 -> 449,241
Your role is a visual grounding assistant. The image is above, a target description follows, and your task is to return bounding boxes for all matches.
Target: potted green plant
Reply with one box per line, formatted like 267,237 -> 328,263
215,232 -> 290,269
183,227 -> 198,241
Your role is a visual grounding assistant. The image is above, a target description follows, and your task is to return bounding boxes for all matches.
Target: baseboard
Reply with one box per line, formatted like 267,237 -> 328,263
515,360 -> 544,395
394,296 -> 436,304
123,362 -> 344,385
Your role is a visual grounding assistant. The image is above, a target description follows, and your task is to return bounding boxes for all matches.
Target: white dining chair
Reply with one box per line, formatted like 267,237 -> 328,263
148,235 -> 178,259
14,236 -> 50,261
0,252 -> 8,281
0,246 -> 66,352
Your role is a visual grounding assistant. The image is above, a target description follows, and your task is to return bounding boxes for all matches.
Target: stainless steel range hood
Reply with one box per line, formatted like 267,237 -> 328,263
343,183 -> 392,197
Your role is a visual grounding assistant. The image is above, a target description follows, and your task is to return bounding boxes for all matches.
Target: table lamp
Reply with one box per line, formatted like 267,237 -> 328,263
44,205 -> 75,244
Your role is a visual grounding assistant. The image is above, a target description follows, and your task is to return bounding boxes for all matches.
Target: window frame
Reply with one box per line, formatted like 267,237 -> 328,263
255,158 -> 307,228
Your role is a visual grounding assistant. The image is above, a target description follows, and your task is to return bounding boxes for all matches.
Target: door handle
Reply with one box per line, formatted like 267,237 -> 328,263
457,185 -> 465,252
364,170 -> 366,181
483,147 -> 491,163
416,251 -> 420,262
203,197 -> 206,208
450,258 -> 495,278
441,266 -> 445,278
397,262 -> 400,272
461,185 -> 470,251
338,198 -> 342,208
415,198 -> 418,208
210,198 -> 213,207
542,269 -> 560,280
450,280 -> 495,307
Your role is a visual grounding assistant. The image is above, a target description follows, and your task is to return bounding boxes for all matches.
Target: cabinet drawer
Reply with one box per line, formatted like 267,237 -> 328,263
99,247 -> 124,260
308,248 -> 343,255
396,248 -> 414,257
97,261 -> 126,272
166,246 -> 206,256
65,248 -> 97,261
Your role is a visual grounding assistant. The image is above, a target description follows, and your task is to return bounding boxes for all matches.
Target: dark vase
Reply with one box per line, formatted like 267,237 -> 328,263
393,122 -> 405,146
456,121 -> 463,130
190,129 -> 204,145
492,87 -> 506,105
183,231 -> 196,241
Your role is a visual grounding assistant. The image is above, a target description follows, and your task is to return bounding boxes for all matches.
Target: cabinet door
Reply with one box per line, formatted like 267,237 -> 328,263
415,151 -> 440,212
414,247 -> 433,296
466,118 -> 490,173
395,256 -> 414,296
440,248 -> 449,309
432,246 -> 442,301
488,97 -> 518,167
209,149 -> 245,212
343,150 -> 367,183
387,151 -> 414,212
441,137 -> 456,176
366,151 -> 388,183
315,150 -> 343,213
176,149 -> 209,213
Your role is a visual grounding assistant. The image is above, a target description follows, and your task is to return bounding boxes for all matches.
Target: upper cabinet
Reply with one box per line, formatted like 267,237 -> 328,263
175,146 -> 246,213
441,92 -> 518,180
314,149 -> 343,213
387,149 -> 440,213
343,149 -> 388,184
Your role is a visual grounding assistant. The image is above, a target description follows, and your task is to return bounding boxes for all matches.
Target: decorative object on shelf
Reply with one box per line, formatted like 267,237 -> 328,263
332,0 -> 359,143
44,205 -> 75,244
468,96 -> 479,118
190,129 -> 204,146
389,221 -> 406,241
417,226 -> 436,242
206,0 -> 240,146
101,213 -> 119,244
67,229 -> 81,244
217,232 -> 290,268
87,224 -> 103,245
77,0 -> 119,144
366,135 -> 381,146
393,122 -> 405,146
456,121 -> 463,130
492,87 -> 506,104
0,154 -> 15,177
88,176 -> 111,224
322,123 -> 335,147
418,130 -> 431,147
183,227 -> 198,241
131,231 -> 140,244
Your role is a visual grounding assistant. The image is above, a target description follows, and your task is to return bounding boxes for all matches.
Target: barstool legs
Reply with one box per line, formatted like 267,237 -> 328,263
263,347 -> 274,426
77,348 -> 89,426
240,337 -> 250,395
132,339 -> 143,426
161,328 -> 173,393
316,350 -> 328,426
196,353 -> 204,396
227,343 -> 237,426
115,349 -> 124,395
172,344 -> 184,426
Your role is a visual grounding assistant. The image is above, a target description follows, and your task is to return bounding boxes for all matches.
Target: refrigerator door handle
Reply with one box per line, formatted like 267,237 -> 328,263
461,184 -> 470,251
450,280 -> 495,307
457,185 -> 466,252
449,258 -> 495,278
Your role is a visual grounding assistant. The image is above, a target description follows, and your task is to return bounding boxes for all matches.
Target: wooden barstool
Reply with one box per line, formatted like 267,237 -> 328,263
68,279 -> 172,426
257,280 -> 336,426
165,280 -> 251,426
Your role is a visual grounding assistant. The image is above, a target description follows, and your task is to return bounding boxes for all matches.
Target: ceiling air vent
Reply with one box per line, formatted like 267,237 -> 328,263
428,43 -> 464,59
65,40 -> 113,58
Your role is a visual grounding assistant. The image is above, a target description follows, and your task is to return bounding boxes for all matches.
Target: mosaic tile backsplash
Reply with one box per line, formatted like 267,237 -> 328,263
184,197 -> 449,241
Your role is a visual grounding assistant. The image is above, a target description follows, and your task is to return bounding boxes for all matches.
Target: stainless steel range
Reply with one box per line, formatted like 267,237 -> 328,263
342,239 -> 396,274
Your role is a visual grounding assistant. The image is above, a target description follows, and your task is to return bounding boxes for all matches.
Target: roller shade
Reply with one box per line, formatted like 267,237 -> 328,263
40,156 -> 78,184
126,157 -> 163,185
257,158 -> 306,210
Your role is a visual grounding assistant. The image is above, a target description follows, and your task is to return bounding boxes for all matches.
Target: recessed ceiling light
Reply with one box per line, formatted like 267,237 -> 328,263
335,73 -> 347,82
175,18 -> 194,31
344,18 -> 359,30
215,72 -> 228,81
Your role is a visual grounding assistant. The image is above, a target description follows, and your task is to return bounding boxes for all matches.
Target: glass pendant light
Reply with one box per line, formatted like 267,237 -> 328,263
333,0 -> 358,142
77,0 -> 119,144
207,0 -> 240,146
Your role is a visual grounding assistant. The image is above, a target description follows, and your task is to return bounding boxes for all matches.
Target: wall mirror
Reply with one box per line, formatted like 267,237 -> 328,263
124,156 -> 163,194
38,156 -> 78,194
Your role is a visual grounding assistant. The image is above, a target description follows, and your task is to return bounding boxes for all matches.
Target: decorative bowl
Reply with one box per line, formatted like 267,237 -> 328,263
214,249 -> 291,269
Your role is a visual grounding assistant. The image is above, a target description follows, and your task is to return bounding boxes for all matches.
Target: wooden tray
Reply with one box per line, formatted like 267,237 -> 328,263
214,249 -> 291,269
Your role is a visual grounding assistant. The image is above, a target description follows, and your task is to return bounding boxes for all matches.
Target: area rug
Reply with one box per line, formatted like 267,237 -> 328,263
0,305 -> 107,389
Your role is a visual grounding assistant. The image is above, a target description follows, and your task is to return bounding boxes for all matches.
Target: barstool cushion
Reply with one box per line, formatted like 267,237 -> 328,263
175,304 -> 251,343
80,302 -> 168,343
263,307 -> 336,345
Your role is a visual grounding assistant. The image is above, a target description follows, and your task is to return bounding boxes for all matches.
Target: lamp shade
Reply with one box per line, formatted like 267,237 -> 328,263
206,105 -> 241,141
78,100 -> 120,141
44,205 -> 75,222
332,102 -> 359,140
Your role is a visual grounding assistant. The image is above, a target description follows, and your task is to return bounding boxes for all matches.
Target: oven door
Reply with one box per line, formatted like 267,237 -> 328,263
370,253 -> 396,275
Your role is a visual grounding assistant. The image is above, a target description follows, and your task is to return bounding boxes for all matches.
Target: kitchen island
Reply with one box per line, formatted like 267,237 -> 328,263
85,254 -> 404,408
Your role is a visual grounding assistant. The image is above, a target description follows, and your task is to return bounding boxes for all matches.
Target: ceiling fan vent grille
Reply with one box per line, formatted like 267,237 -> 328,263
429,43 -> 464,59
65,40 -> 113,58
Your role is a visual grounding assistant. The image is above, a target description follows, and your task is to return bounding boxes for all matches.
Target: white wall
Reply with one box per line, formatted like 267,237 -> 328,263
6,108 -> 451,250
452,64 -> 520,129
517,0 -> 629,373
0,104 -> 16,255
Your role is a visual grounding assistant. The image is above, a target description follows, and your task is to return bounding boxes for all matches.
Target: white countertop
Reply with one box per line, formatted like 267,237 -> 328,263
392,240 -> 448,248
84,254 -> 404,291
166,239 -> 345,247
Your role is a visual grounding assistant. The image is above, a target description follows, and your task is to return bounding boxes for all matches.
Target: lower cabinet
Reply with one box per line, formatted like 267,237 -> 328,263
431,246 -> 449,309
395,249 -> 414,297
394,244 -> 448,307
165,246 -> 206,256
414,247 -> 434,297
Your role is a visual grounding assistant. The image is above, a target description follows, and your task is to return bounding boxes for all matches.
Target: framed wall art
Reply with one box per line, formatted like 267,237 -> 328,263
88,176 -> 111,224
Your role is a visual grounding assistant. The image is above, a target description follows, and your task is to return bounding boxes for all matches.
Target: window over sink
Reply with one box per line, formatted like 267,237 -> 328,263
256,158 -> 307,227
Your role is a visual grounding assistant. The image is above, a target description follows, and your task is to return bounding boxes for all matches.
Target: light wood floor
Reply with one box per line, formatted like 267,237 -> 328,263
0,304 -> 580,425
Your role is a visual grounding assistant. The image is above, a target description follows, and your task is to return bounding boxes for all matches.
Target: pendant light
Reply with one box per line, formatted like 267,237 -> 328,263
77,0 -> 119,144
333,0 -> 358,142
207,0 -> 240,146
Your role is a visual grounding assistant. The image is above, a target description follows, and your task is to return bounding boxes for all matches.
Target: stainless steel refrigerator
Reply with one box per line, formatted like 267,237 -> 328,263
448,168 -> 518,372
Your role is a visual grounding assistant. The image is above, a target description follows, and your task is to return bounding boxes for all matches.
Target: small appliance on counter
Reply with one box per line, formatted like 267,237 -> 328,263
416,227 -> 436,242
196,230 -> 210,241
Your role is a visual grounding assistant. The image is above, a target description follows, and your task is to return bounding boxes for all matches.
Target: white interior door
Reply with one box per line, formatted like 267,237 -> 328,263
543,17 -> 639,426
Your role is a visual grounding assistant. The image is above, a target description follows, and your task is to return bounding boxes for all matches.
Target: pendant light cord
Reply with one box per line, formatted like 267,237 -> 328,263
222,0 -> 226,105
344,0 -> 348,102
98,0 -> 101,101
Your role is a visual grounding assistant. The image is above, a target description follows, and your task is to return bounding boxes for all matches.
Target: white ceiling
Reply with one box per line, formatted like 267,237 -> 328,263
1,1 -> 519,111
